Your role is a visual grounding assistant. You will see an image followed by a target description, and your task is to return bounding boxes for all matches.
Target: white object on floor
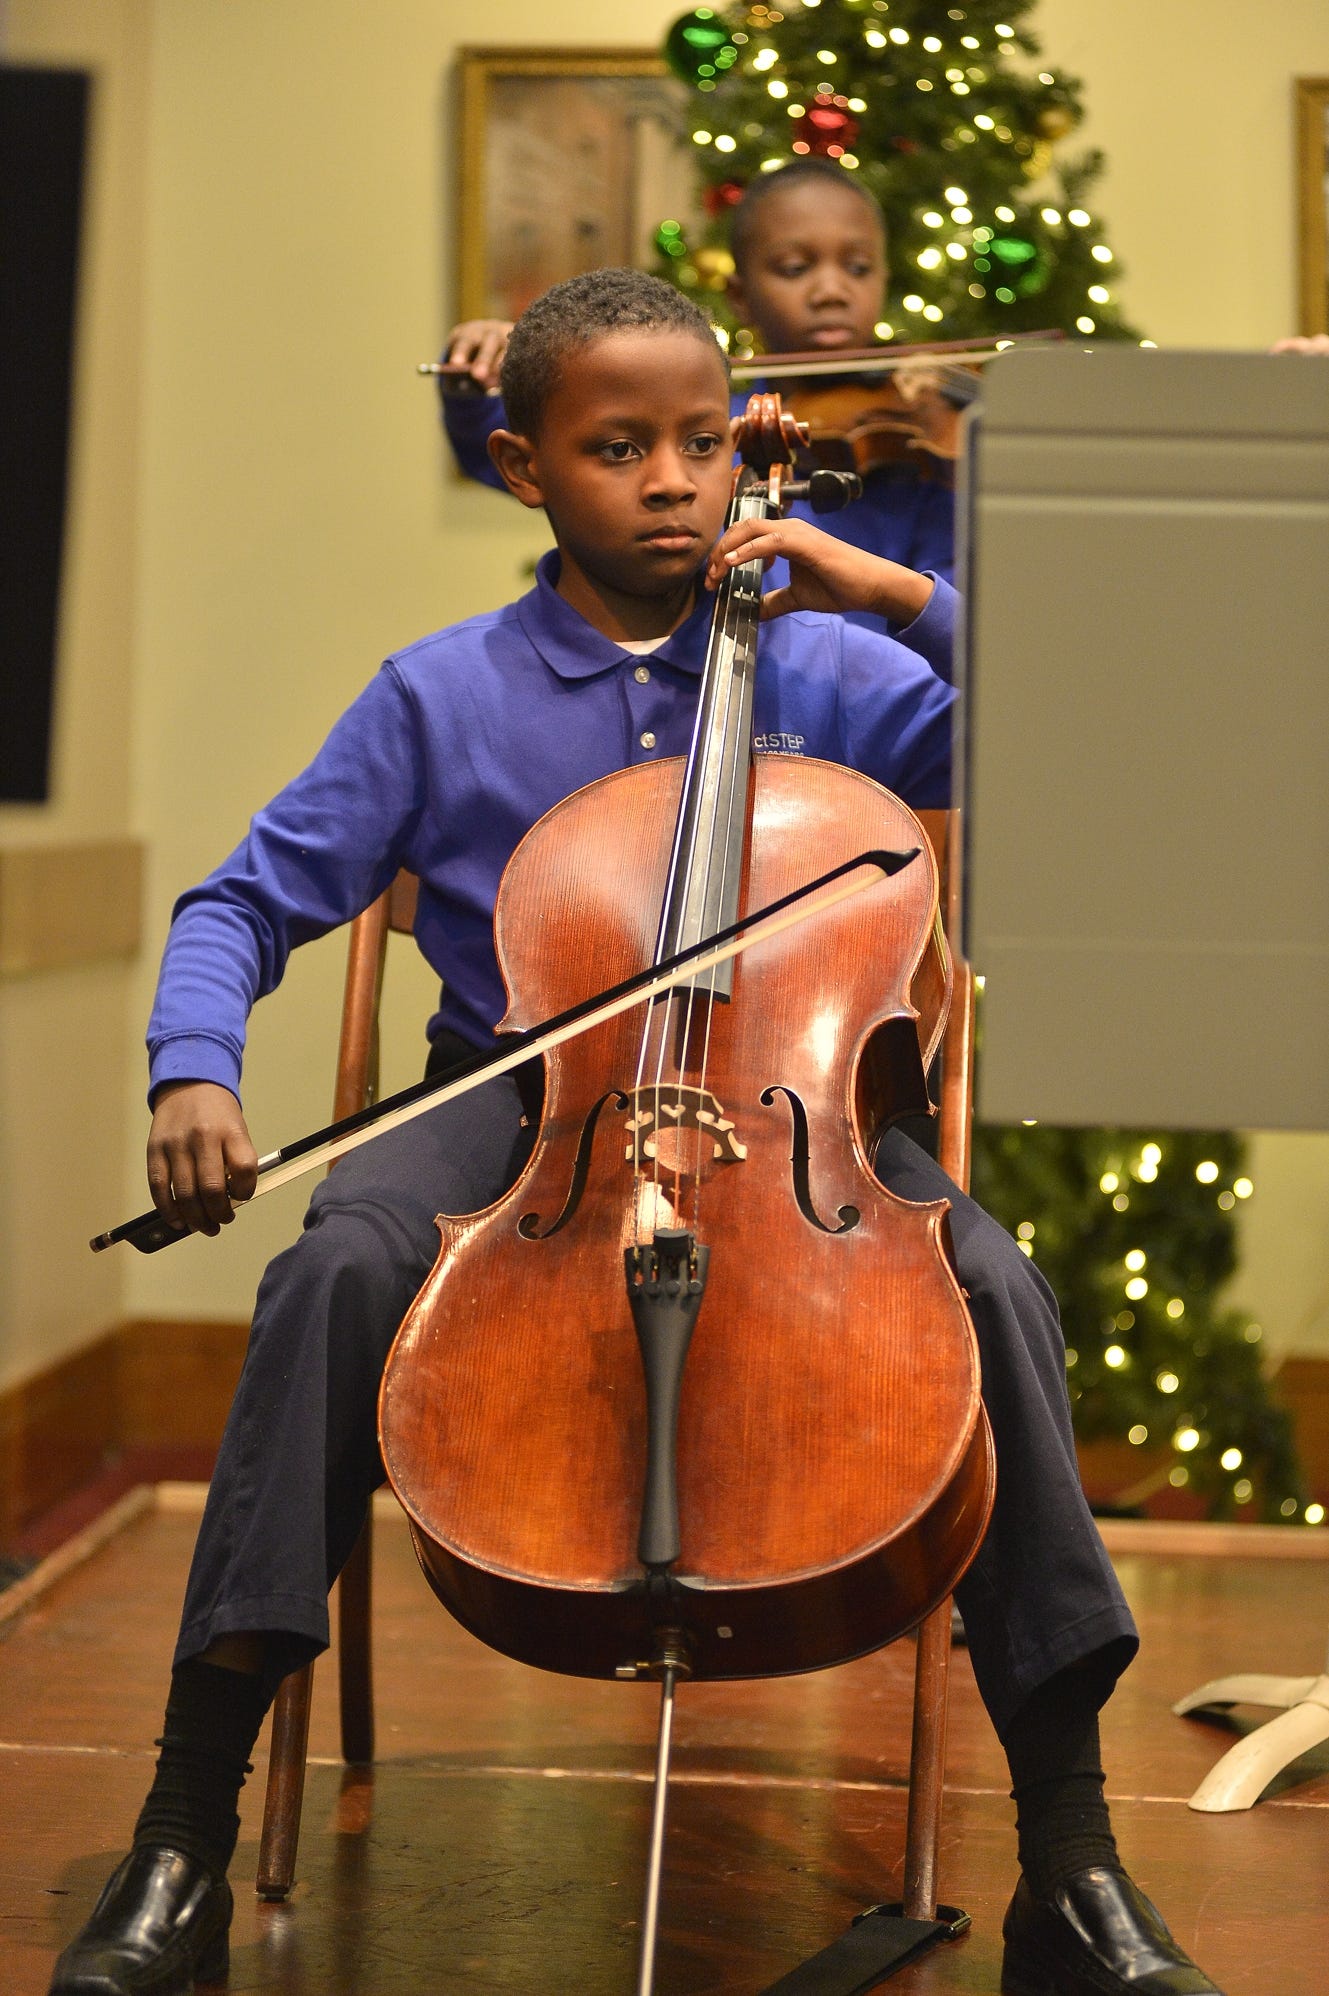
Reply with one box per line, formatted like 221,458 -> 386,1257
1174,1644 -> 1329,1812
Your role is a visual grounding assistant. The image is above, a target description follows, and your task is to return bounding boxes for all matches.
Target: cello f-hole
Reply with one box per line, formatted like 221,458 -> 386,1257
761,1084 -> 861,1234
516,1089 -> 627,1240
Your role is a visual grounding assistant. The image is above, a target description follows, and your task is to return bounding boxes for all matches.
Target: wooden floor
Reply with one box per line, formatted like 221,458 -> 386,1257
2,1493 -> 1327,1996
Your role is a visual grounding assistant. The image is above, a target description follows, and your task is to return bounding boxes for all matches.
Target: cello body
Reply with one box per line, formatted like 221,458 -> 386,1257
379,751 -> 994,1683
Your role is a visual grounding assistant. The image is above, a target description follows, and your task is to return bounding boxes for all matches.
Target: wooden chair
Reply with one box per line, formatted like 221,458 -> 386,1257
256,813 -> 977,1928
256,867 -> 417,1899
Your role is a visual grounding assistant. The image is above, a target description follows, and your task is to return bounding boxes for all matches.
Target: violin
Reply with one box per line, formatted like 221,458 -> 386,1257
731,328 -> 1065,486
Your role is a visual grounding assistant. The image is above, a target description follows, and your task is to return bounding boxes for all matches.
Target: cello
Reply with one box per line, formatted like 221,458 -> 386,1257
375,393 -> 995,1990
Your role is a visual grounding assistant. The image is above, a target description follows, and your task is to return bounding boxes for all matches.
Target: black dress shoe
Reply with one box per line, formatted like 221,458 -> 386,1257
1001,1866 -> 1225,1994
49,1846 -> 231,1995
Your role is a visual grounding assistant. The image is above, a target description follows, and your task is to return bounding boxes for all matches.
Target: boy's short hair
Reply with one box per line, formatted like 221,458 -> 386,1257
729,159 -> 886,271
501,268 -> 724,438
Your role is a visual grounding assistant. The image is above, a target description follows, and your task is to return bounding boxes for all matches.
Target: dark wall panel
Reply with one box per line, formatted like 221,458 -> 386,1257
0,66 -> 91,803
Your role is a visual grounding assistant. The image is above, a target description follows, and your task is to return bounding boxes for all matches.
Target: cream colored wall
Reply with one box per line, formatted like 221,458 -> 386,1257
1038,0 -> 1329,347
0,0 -> 151,1388
122,0 -> 685,1321
4,0 -> 1328,1381
1229,1136 -> 1329,1357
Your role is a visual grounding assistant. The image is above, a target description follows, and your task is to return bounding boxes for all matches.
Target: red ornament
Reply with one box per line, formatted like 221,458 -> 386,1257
704,179 -> 745,217
792,99 -> 859,158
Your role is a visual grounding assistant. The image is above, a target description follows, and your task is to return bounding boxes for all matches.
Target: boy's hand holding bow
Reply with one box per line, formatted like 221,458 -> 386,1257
147,1080 -> 258,1236
441,317 -> 513,392
706,515 -> 935,626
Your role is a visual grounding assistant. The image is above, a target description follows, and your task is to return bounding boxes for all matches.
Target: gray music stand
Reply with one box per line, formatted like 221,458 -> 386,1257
957,347 -> 1329,1809
957,347 -> 1329,1133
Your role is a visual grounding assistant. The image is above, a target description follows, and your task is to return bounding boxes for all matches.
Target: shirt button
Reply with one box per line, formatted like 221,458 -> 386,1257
640,731 -> 657,750
634,665 -> 651,683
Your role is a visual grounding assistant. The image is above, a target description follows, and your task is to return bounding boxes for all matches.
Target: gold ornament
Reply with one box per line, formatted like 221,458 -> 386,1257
1037,105 -> 1076,140
693,246 -> 737,288
1022,140 -> 1054,181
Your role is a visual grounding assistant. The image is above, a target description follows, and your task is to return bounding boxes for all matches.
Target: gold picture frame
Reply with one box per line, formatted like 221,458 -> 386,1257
1296,78 -> 1329,335
454,47 -> 699,323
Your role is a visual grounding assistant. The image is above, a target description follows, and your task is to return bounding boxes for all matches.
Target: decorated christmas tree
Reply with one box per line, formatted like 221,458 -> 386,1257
657,0 -> 1141,346
970,1127 -> 1309,1523
657,2 -> 1316,1526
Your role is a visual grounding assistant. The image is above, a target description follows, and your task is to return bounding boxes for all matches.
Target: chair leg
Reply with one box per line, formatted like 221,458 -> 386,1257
338,1515 -> 374,1764
902,1596 -> 954,1921
256,1662 -> 314,1900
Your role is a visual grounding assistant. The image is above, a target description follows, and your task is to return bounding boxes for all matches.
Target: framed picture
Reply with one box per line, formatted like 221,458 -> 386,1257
1296,78 -> 1329,335
454,47 -> 701,322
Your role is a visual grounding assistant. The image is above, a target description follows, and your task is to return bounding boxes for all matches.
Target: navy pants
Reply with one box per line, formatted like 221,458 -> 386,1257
175,1081 -> 1137,1740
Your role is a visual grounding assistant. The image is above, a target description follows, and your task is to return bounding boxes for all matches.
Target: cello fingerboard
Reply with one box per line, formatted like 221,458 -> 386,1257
655,474 -> 771,999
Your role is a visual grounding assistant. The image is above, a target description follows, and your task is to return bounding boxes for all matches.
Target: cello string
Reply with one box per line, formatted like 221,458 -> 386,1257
678,489 -> 762,1221
674,497 -> 750,1231
637,494 -> 745,1237
674,483 -> 761,1233
630,489 -> 742,1241
665,532 -> 742,1231
636,512 -> 737,1112
633,453 -> 769,1241
682,497 -> 748,1228
689,485 -> 767,1234
686,483 -> 762,1213
653,511 -> 733,1232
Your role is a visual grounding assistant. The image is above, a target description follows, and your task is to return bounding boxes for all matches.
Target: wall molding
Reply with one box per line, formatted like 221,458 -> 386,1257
2,1318 -> 1325,1551
0,1317 -> 247,1543
0,836 -> 143,975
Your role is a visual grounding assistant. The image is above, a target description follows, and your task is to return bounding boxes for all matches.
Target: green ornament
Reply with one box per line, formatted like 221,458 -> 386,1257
990,235 -> 1038,268
663,8 -> 739,87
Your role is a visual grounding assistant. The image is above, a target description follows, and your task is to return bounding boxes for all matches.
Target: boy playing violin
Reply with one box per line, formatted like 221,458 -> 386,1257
443,158 -> 956,633
52,271 -> 1221,1996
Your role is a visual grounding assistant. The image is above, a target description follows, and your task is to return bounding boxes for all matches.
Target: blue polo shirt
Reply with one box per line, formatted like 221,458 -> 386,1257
444,385 -> 957,615
147,553 -> 957,1102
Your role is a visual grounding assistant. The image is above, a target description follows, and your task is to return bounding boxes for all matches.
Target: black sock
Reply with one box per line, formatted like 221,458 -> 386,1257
132,1659 -> 273,1877
1003,1660 -> 1121,1898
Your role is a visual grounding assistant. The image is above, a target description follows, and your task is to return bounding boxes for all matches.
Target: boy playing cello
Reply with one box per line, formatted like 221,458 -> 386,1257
54,271 -> 1221,1996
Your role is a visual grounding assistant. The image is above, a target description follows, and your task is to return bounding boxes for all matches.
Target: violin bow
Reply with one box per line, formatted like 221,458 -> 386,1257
419,329 -> 1066,390
729,326 -> 1066,383
92,844 -> 920,1255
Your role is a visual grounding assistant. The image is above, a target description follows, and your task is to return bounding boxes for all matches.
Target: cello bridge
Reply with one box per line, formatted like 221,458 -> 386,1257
624,1084 -> 747,1176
